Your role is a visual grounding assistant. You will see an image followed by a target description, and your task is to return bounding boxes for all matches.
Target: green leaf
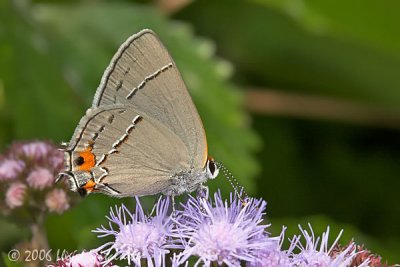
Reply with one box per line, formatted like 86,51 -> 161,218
176,0 -> 400,108
253,0 -> 400,56
0,0 -> 84,144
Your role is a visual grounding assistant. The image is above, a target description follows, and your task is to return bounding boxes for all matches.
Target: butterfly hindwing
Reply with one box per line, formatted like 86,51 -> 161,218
67,105 -> 191,196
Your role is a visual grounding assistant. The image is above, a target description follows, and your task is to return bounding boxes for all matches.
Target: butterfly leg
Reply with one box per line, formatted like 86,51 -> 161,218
197,184 -> 209,199
196,184 -> 209,214
171,195 -> 177,217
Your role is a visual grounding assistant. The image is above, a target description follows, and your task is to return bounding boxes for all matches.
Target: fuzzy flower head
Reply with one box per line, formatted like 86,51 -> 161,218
26,167 -> 54,189
5,182 -> 27,208
173,191 -> 272,266
19,141 -> 53,161
247,227 -> 295,267
8,141 -> 64,171
291,224 -> 369,267
94,197 -> 175,266
45,188 -> 70,214
0,159 -> 25,181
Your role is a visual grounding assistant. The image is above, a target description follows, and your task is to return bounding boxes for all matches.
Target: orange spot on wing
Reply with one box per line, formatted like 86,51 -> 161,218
78,147 -> 96,171
83,179 -> 96,192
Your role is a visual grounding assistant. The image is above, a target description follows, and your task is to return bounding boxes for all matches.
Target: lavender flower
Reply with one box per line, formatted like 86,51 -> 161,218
93,197 -> 175,266
0,158 -> 25,181
9,140 -> 64,171
90,193 -> 390,266
250,248 -> 291,267
248,227 -> 296,267
19,141 -> 54,160
292,224 -> 368,267
173,191 -> 272,266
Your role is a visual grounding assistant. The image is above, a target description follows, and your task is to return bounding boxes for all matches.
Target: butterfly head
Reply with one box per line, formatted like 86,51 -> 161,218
206,156 -> 219,179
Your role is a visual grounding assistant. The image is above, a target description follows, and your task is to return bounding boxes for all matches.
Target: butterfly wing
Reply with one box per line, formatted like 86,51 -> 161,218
92,29 -> 207,171
67,105 -> 191,196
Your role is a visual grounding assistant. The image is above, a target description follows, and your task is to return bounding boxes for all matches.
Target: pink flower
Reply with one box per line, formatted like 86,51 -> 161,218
48,250 -> 113,267
20,141 -> 51,160
49,153 -> 64,170
26,167 -> 54,190
0,159 -> 25,181
68,251 -> 104,267
6,182 -> 27,208
45,189 -> 69,214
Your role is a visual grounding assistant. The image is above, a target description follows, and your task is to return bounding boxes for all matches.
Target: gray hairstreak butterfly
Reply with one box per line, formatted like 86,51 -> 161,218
57,29 -> 221,198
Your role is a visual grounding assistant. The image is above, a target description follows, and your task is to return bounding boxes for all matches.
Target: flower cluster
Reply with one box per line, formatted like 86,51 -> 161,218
85,192 -> 375,267
0,141 -> 78,265
0,141 -> 71,216
0,141 -> 391,266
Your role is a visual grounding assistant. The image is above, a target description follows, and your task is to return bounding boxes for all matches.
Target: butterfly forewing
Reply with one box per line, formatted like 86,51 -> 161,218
92,30 -> 208,171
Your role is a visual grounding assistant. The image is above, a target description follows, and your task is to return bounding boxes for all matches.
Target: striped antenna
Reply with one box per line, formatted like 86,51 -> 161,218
215,162 -> 249,204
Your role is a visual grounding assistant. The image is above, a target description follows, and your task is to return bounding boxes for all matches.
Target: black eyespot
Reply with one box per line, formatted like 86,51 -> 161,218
74,156 -> 84,166
208,160 -> 216,175
77,187 -> 87,197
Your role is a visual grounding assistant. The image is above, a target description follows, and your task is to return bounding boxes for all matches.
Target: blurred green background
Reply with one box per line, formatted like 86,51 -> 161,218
1,0 -> 399,264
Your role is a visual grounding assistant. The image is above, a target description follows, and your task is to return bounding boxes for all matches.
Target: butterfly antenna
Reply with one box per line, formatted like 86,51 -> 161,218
215,162 -> 249,204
